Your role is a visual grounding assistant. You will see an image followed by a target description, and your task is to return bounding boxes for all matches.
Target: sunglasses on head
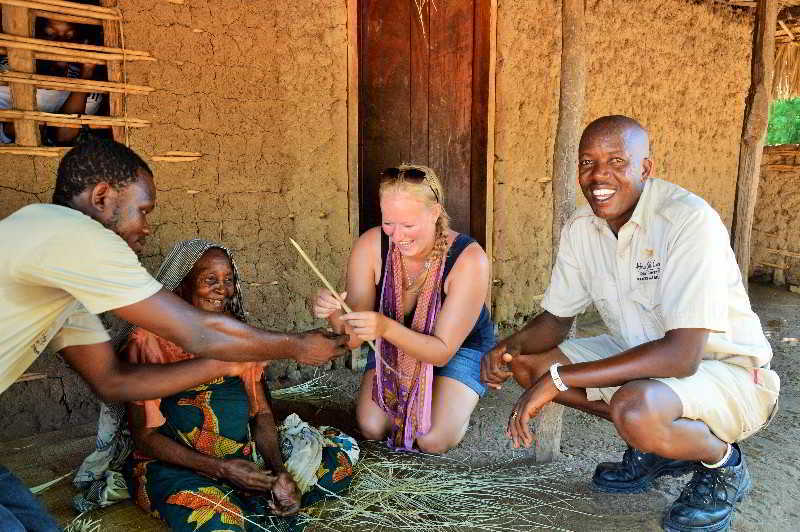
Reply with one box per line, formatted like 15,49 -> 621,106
381,167 -> 440,203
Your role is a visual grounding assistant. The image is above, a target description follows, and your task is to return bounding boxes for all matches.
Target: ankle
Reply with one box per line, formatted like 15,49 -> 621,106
701,442 -> 740,469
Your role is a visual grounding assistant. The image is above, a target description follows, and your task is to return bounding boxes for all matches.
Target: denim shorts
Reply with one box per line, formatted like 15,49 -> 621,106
366,346 -> 488,397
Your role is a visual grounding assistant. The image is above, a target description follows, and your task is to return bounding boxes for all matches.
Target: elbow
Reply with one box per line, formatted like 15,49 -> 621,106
675,357 -> 701,378
670,347 -> 704,378
91,378 -> 128,402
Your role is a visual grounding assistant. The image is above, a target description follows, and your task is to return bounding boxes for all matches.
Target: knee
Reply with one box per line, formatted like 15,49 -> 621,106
416,434 -> 456,455
356,412 -> 387,441
610,382 -> 668,449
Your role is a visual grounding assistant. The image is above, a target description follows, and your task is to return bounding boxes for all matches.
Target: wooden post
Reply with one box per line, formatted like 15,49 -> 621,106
2,5 -> 39,146
731,0 -> 777,288
535,0 -> 586,464
100,0 -> 125,142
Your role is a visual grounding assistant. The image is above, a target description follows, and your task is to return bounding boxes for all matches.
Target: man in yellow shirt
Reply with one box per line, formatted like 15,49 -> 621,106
482,116 -> 779,532
0,138 -> 347,531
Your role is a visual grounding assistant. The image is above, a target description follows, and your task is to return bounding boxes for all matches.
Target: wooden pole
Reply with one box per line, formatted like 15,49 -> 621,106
2,5 -> 39,146
731,0 -> 777,289
535,0 -> 586,464
100,0 -> 125,142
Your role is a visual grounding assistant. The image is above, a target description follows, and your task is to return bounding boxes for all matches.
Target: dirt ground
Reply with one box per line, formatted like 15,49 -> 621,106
2,282 -> 798,531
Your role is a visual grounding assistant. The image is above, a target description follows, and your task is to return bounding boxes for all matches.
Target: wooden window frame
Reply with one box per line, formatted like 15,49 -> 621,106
0,0 -> 153,157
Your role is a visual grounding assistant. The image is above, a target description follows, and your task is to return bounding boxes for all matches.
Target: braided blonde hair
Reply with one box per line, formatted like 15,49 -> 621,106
379,164 -> 450,291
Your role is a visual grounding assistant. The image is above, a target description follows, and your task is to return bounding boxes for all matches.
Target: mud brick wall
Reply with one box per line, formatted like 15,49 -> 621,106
752,145 -> 800,285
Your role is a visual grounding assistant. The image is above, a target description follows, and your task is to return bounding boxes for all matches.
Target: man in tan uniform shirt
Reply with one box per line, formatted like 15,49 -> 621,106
0,138 -> 348,530
482,116 -> 779,532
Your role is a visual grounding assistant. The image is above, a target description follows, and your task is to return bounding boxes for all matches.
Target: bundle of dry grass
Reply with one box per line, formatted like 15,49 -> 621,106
63,514 -> 102,532
298,443 -> 592,532
774,43 -> 800,99
271,374 -> 342,402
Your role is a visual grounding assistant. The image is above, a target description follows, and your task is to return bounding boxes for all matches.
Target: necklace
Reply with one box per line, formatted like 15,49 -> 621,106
401,255 -> 432,292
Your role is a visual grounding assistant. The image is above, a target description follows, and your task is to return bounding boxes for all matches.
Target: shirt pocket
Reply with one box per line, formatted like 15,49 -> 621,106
629,285 -> 665,341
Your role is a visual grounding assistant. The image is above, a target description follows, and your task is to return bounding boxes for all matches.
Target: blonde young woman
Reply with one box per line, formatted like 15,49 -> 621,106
313,165 -> 494,453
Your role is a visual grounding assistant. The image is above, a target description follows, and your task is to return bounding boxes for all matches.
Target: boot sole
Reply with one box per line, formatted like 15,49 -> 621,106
591,462 -> 696,494
661,473 -> 752,532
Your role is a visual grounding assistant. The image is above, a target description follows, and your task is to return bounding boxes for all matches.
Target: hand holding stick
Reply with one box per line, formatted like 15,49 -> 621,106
289,238 -> 377,352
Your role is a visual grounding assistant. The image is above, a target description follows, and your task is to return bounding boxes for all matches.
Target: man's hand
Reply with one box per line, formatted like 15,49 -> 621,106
480,344 -> 518,389
269,472 -> 301,516
506,375 -> 560,449
293,329 -> 349,366
220,459 -> 276,492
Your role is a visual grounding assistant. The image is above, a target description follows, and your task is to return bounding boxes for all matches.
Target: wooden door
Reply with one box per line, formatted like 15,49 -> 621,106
358,0 -> 491,246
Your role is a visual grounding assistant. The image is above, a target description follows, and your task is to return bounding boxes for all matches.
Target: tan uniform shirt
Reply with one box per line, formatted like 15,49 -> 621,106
0,204 -> 162,395
541,178 -> 772,369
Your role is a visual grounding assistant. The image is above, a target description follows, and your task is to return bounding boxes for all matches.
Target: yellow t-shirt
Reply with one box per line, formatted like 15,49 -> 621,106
0,204 -> 163,395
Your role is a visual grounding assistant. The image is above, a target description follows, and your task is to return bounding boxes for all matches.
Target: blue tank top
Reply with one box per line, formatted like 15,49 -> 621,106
371,231 -> 495,354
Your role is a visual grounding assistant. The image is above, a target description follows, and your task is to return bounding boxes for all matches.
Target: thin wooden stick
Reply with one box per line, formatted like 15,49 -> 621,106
150,155 -> 201,162
0,109 -> 150,127
289,237 -> 377,352
164,150 -> 203,156
0,71 -> 153,93
755,261 -> 788,269
14,372 -> 47,383
0,33 -> 152,57
7,50 -> 108,65
0,0 -> 120,20
0,39 -> 154,62
0,146 -> 67,156
30,9 -> 102,26
766,247 -> 800,259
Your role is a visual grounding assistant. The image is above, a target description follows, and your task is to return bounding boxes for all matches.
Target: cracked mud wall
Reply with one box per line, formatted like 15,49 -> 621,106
491,0 -> 752,327
0,0 -> 350,440
752,146 -> 800,285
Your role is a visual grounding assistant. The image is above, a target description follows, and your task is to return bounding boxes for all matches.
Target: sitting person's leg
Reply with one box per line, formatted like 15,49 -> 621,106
415,375 -> 479,454
356,369 -> 392,440
126,458 -> 250,532
0,465 -> 60,532
415,346 -> 484,454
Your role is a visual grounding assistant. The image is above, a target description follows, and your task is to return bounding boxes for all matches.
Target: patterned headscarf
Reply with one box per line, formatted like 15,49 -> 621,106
110,238 -> 247,350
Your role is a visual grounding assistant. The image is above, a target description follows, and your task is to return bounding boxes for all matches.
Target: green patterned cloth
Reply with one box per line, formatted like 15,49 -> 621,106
124,376 -> 357,532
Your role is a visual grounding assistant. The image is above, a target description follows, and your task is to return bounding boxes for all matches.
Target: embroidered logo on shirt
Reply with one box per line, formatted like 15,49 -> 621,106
635,255 -> 662,281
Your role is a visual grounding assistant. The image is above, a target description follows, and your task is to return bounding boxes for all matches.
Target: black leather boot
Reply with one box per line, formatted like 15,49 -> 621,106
662,446 -> 751,532
592,446 -> 695,493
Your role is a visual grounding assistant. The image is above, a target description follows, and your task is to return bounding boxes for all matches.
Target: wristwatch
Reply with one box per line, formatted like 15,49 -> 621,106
549,363 -> 568,392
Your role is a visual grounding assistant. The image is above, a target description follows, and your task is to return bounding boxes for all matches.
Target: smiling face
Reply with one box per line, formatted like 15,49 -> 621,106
578,117 -> 652,235
379,190 -> 441,258
180,248 -> 235,313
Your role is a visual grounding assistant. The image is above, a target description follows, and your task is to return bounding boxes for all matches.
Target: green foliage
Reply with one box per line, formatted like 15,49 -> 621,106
767,98 -> 800,146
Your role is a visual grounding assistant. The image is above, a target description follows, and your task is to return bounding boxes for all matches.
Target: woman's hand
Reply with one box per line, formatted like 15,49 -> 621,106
220,459 -> 276,492
312,288 -> 347,319
269,472 -> 301,516
340,311 -> 388,341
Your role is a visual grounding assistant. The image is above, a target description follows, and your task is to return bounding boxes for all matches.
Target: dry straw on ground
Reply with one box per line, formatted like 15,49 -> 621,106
298,443 -> 592,532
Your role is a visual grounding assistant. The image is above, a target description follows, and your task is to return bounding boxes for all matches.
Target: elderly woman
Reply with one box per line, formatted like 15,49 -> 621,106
313,165 -> 494,453
116,240 -> 357,532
